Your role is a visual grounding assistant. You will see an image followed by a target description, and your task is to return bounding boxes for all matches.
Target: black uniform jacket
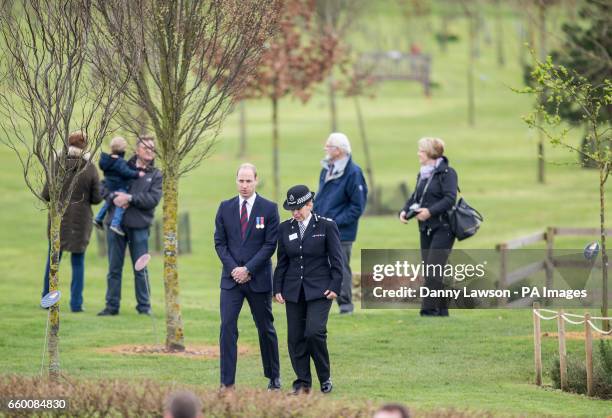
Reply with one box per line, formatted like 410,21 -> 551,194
402,156 -> 458,232
273,213 -> 344,303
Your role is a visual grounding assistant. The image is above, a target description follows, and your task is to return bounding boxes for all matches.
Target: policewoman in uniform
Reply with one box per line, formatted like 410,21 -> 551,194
273,185 -> 344,394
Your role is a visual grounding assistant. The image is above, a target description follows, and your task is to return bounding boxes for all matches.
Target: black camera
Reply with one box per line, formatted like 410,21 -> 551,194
405,203 -> 421,220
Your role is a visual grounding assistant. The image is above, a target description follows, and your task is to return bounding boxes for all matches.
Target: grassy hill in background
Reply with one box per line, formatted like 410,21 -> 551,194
0,2 -> 609,416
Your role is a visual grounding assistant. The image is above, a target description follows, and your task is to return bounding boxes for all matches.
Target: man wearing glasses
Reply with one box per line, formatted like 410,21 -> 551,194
98,135 -> 162,316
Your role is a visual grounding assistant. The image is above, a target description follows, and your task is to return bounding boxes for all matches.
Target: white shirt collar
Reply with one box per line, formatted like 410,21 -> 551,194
300,212 -> 313,228
239,193 -> 257,207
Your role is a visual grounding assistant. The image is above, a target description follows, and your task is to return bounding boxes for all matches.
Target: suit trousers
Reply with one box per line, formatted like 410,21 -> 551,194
420,224 -> 455,314
286,286 -> 333,389
219,284 -> 280,385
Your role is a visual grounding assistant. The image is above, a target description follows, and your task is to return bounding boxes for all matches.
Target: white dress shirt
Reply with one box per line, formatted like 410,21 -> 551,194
300,213 -> 312,229
239,193 -> 257,220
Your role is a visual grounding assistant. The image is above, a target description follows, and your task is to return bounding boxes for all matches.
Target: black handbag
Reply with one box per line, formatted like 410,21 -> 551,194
447,187 -> 483,241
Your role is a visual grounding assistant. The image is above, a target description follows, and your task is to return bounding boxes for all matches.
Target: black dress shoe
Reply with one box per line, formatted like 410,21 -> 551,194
97,308 -> 118,316
320,378 -> 333,394
419,309 -> 439,317
267,377 -> 281,391
289,385 -> 311,395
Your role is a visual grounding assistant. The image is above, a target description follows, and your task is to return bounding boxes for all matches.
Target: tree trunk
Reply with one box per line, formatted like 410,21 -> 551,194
518,19 -> 526,69
272,97 -> 280,202
161,170 -> 185,351
467,13 -> 476,127
495,0 -> 505,67
537,1 -> 547,184
47,208 -> 62,381
440,14 -> 450,53
579,134 -> 598,169
237,101 -> 247,158
324,0 -> 338,134
474,12 -> 481,59
328,75 -> 338,132
600,167 -> 609,330
354,96 -> 375,212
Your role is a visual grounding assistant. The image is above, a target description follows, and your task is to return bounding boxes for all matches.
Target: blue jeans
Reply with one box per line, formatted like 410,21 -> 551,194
42,246 -> 85,311
95,188 -> 126,227
104,226 -> 151,313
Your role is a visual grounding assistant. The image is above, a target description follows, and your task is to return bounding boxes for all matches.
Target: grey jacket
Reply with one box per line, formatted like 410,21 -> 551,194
102,156 -> 162,229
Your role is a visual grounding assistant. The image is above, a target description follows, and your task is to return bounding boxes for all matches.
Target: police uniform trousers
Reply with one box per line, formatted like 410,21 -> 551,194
285,285 -> 332,389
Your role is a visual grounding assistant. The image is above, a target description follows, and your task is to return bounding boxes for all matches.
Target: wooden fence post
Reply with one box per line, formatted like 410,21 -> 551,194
545,227 -> 555,306
533,302 -> 542,386
557,309 -> 567,391
584,313 -> 593,396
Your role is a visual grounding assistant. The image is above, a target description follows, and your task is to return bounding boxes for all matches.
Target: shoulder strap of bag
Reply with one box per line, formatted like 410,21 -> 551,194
417,175 -> 434,206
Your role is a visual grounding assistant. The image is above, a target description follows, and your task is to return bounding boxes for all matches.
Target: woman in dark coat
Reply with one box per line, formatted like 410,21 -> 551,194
399,137 -> 458,317
273,185 -> 344,394
42,131 -> 102,312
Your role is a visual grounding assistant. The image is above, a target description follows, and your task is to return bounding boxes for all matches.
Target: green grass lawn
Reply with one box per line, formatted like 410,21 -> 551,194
0,2 -> 610,417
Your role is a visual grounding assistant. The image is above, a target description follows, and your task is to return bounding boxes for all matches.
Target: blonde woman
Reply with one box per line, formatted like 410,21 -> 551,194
399,137 -> 458,316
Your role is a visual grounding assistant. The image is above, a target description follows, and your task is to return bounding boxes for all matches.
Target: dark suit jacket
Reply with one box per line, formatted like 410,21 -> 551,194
273,213 -> 344,303
214,194 -> 279,293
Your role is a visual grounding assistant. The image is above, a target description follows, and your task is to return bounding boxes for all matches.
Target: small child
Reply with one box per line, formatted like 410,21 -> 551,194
94,137 -> 144,236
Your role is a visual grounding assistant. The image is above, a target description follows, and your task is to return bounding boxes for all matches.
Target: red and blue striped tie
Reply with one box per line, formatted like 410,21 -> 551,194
240,200 -> 248,240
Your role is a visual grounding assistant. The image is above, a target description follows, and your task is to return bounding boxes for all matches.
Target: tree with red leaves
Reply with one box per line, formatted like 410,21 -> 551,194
242,0 -> 338,201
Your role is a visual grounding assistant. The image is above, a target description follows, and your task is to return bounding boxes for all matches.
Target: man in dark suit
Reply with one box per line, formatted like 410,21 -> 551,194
214,163 -> 281,390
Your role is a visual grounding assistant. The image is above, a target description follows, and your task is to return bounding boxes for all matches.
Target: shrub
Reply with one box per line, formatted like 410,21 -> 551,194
550,339 -> 612,399
0,374 -> 499,418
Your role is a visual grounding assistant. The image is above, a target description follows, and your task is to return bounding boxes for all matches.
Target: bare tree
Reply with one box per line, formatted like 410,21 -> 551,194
0,0 -> 132,379
519,0 -> 561,183
343,60 -> 378,211
396,0 -> 432,48
242,0 -> 337,201
459,0 -> 479,126
95,0 -> 279,351
315,0 -> 366,132
494,0 -> 505,67
237,101 -> 247,158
